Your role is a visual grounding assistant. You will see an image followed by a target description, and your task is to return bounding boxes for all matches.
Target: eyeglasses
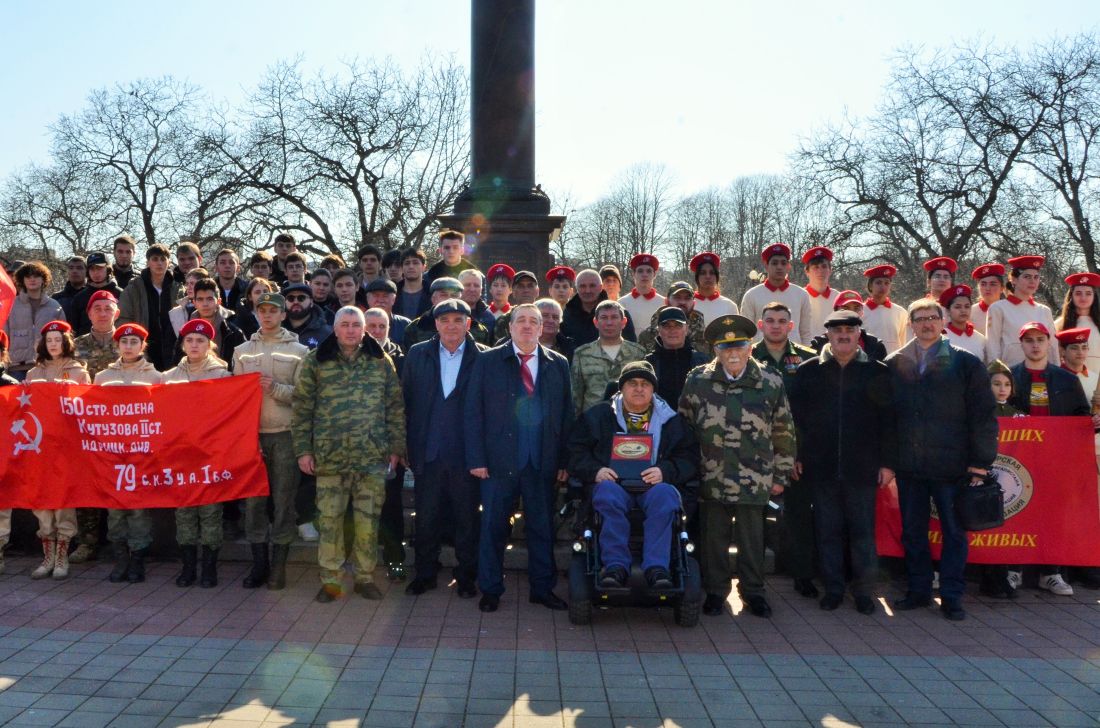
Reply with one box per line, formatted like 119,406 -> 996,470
912,315 -> 942,323
285,295 -> 309,302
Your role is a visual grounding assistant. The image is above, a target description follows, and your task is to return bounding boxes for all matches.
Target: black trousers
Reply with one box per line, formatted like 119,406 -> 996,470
779,483 -> 815,581
414,459 -> 481,583
812,478 -> 877,598
379,465 -> 406,566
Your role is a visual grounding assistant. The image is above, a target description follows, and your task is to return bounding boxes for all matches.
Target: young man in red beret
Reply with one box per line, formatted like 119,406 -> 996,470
689,252 -> 738,325
618,254 -> 665,327
941,285 -> 987,362
970,263 -> 1005,335
860,265 -> 908,355
802,246 -> 839,335
740,243 -> 812,345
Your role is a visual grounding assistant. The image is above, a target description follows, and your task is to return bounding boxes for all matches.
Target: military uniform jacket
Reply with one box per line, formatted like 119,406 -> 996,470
751,339 -> 816,391
74,331 -> 119,379
571,338 -> 647,415
677,358 -> 796,506
637,308 -> 710,355
292,334 -> 407,475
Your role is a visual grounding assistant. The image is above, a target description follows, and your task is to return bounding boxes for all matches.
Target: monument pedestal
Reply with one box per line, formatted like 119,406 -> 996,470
438,209 -> 564,286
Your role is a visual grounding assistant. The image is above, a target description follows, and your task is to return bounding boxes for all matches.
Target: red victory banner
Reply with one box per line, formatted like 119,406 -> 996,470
877,416 -> 1100,565
0,376 -> 269,509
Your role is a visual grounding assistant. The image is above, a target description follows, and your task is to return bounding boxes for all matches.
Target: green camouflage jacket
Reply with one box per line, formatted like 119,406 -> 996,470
638,308 -> 710,356
677,357 -> 796,505
292,334 -> 406,474
751,338 -> 817,391
571,338 -> 647,415
74,331 -> 120,379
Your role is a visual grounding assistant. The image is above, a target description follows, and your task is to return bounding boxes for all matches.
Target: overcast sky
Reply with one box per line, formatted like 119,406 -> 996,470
1,1 -> 1096,207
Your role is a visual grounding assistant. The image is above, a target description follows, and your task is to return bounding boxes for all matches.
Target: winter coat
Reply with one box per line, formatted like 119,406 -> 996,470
162,353 -> 231,383
93,359 -> 163,386
560,291 -> 637,347
644,339 -> 709,407
232,327 -> 308,433
1009,363 -> 1091,417
26,357 -> 91,384
52,282 -> 85,323
284,305 -> 332,350
4,292 -> 65,368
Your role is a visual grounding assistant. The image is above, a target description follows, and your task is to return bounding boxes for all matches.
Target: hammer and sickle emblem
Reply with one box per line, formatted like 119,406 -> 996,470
11,413 -> 43,456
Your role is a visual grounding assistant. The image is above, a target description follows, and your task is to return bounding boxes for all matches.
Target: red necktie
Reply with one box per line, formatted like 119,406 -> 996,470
519,353 -> 535,395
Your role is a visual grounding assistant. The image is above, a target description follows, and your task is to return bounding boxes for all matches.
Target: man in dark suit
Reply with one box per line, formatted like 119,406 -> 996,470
466,303 -> 574,612
402,299 -> 487,598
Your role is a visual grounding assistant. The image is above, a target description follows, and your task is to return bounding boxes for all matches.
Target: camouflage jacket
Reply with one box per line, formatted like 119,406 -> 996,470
638,308 -> 710,356
751,339 -> 817,391
292,334 -> 407,475
677,358 -> 796,505
74,331 -> 120,379
571,338 -> 647,415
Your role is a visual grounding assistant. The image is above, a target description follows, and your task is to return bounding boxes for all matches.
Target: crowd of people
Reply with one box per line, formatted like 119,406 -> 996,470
1,231 -> 1098,621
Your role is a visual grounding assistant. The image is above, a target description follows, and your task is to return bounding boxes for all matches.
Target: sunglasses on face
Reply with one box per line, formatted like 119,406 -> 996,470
285,295 -> 309,302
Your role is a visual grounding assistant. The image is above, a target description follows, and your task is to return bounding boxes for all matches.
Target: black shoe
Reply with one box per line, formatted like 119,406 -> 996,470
702,594 -> 725,616
456,580 -> 478,599
405,577 -> 437,596
242,543 -> 269,589
819,593 -> 843,611
175,545 -> 198,588
199,546 -> 218,589
940,600 -> 966,621
354,582 -> 383,600
108,542 -> 130,583
893,594 -> 933,610
126,549 -> 146,584
315,586 -> 338,603
745,595 -> 772,618
645,567 -> 674,590
529,592 -> 568,610
855,596 -> 876,615
267,544 -> 289,591
478,594 -> 500,612
387,563 -> 407,582
794,578 -> 819,598
599,565 -> 628,588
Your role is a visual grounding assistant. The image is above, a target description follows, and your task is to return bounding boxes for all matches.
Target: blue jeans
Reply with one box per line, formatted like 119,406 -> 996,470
898,477 -> 967,600
478,466 -> 556,597
593,481 -> 680,572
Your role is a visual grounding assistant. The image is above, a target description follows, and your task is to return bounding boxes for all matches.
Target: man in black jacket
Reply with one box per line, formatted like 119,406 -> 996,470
645,307 -> 708,406
561,269 -> 637,347
568,361 -> 699,589
808,290 -> 888,362
886,299 -> 997,621
70,252 -> 123,335
789,311 -> 897,615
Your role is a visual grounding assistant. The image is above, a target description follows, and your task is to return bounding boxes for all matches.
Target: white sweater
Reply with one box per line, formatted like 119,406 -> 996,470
986,297 -> 1059,367
806,286 -> 841,337
692,293 -> 739,325
740,281 -> 812,344
861,299 -> 909,355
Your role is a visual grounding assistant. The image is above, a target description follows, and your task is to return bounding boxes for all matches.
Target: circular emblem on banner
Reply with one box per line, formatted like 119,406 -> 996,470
613,441 -> 648,459
928,453 -> 1033,521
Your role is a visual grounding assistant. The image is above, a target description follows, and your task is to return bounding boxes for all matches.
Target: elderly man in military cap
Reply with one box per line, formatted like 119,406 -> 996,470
404,277 -> 490,349
679,314 -> 796,618
638,281 -> 708,355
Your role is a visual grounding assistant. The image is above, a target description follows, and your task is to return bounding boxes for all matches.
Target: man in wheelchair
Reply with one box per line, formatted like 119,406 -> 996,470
567,361 -> 700,590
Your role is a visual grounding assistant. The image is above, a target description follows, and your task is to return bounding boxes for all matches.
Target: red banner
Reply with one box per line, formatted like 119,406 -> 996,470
877,416 -> 1100,565
0,376 -> 269,509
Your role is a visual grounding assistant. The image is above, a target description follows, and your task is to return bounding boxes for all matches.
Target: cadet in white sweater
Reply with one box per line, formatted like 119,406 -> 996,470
740,243 -> 811,345
860,265 -> 909,354
970,263 -> 1005,335
985,256 -> 1059,366
618,253 -> 665,327
801,245 -> 840,336
689,252 -> 739,324
940,285 -> 987,362
1054,271 -> 1100,389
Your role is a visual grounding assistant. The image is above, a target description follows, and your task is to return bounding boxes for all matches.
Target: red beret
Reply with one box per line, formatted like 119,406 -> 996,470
85,289 -> 118,312
486,264 -> 515,283
971,263 -> 1005,280
1065,272 -> 1100,288
179,319 -> 216,340
833,290 -> 864,310
689,252 -> 720,273
113,324 -> 149,343
1056,327 -> 1091,345
545,265 -> 576,284
801,246 -> 833,264
1017,321 -> 1050,339
40,320 -> 71,336
761,243 -> 791,264
629,253 -> 659,271
938,285 -> 972,308
1007,255 -> 1045,271
923,257 -> 958,274
863,264 -> 897,279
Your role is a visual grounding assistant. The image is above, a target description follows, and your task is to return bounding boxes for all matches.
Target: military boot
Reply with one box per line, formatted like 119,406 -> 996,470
175,545 -> 198,587
108,542 -> 130,583
31,538 -> 57,579
242,543 -> 269,589
68,543 -> 96,564
200,546 -> 219,588
268,544 -> 290,591
126,548 -> 147,584
52,538 -> 70,579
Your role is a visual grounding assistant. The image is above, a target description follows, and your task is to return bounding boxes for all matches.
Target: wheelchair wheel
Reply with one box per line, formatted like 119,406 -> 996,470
567,552 -> 593,625
674,555 -> 702,628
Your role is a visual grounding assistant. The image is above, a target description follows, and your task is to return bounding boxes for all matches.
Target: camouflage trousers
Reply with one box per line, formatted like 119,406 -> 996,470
175,504 -> 224,548
107,509 -> 153,551
0,509 -> 9,547
316,469 -> 384,587
76,508 -> 103,547
245,431 -> 300,546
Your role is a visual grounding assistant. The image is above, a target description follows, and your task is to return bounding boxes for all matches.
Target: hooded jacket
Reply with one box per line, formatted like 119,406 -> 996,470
162,353 -> 231,383
284,304 -> 333,350
26,357 -> 91,384
233,327 -> 309,433
94,358 -> 163,386
4,292 -> 65,368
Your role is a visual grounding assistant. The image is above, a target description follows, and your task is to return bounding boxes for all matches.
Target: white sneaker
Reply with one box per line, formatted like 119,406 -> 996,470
1038,574 -> 1074,596
932,571 -> 940,591
1007,571 -> 1023,590
298,522 -> 319,542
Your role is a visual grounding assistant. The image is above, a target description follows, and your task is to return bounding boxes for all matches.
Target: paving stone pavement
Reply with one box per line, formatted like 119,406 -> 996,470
1,555 -> 1099,727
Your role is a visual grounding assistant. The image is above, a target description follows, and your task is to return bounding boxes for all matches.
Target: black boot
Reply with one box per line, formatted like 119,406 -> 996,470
108,542 -> 130,583
268,544 -> 290,591
242,543 -> 269,589
175,545 -> 198,587
200,546 -> 219,588
126,548 -> 146,584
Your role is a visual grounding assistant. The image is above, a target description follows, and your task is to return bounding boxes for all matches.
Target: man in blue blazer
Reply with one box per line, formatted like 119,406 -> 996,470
466,303 -> 575,612
402,299 -> 489,598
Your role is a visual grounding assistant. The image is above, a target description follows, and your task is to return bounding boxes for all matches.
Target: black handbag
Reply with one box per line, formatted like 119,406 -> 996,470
955,473 -> 1005,531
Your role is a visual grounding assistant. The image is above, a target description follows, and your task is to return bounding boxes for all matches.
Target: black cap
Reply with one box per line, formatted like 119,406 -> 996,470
366,278 -> 398,294
618,360 -> 658,390
657,306 -> 688,325
86,252 -> 109,267
432,299 -> 471,318
281,283 -> 311,297
824,310 -> 863,328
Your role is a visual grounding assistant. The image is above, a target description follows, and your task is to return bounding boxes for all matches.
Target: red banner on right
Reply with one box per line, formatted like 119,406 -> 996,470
877,416 -> 1100,565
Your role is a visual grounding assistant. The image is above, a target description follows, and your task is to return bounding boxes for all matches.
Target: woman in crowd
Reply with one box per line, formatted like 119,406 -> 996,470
4,261 -> 65,381
986,256 -> 1058,367
169,267 -> 211,335
231,277 -> 277,340
1055,271 -> 1100,404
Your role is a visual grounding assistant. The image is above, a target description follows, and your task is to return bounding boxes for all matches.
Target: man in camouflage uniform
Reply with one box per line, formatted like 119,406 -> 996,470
293,306 -> 406,602
678,314 -> 796,619
571,300 -> 647,415
638,281 -> 709,355
70,290 -> 121,563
